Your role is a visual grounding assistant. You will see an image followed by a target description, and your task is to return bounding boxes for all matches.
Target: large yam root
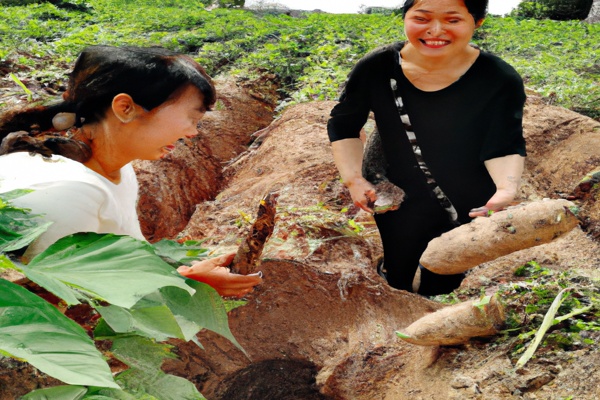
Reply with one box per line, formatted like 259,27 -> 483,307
396,294 -> 505,346
420,199 -> 580,275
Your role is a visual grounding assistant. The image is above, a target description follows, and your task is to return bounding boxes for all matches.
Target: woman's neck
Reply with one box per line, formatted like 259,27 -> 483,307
84,156 -> 123,184
78,125 -> 125,184
400,43 -> 480,91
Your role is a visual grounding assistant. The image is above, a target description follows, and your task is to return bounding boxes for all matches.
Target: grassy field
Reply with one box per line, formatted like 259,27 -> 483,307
1,0 -> 599,118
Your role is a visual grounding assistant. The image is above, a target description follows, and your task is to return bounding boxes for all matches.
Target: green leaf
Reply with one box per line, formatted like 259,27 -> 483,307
97,301 -> 185,342
111,336 -> 205,400
0,279 -> 119,389
162,280 -> 245,353
116,369 -> 206,400
0,190 -> 52,253
21,233 -> 194,308
21,385 -> 88,400
0,189 -> 34,202
151,239 -> 209,266
473,295 -> 492,311
395,331 -> 412,339
0,254 -> 17,270
9,72 -> 33,101
110,336 -> 176,371
22,386 -> 144,400
97,283 -> 242,348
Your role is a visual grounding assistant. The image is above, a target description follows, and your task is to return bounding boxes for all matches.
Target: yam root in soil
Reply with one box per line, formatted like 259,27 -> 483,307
230,192 -> 279,275
420,199 -> 580,275
396,294 -> 505,346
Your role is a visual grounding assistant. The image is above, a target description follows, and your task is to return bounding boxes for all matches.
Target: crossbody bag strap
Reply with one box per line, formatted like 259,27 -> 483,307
389,78 -> 460,226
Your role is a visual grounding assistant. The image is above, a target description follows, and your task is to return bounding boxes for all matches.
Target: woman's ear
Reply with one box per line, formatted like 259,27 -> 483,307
475,18 -> 485,28
112,93 -> 141,124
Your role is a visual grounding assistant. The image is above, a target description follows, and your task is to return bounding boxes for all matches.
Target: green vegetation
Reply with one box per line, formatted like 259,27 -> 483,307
1,190 -> 241,398
506,262 -> 599,360
0,0 -> 598,118
432,260 -> 599,362
514,0 -> 593,21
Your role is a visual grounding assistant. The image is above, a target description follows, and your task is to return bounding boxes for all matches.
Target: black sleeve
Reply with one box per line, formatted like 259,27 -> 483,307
327,46 -> 393,143
480,67 -> 527,161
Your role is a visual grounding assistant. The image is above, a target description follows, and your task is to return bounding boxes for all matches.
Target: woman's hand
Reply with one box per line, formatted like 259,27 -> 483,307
470,154 -> 525,218
346,176 -> 377,213
330,138 -> 377,213
177,253 -> 263,298
469,189 -> 518,218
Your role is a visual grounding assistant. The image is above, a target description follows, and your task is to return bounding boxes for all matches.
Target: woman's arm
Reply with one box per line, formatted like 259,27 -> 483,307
331,138 -> 376,213
469,154 -> 525,217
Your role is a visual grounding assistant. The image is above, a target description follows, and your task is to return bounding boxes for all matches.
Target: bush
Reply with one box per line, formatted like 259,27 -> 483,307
515,0 -> 594,20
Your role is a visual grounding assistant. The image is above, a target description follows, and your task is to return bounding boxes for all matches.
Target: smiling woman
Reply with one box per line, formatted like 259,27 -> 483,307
0,45 -> 262,297
327,0 -> 527,296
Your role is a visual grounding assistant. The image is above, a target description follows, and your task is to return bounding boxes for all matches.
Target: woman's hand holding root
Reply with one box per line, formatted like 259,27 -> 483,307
177,253 -> 263,298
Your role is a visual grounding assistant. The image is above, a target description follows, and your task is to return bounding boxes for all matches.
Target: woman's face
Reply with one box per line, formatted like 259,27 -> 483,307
404,0 -> 480,59
130,85 -> 206,160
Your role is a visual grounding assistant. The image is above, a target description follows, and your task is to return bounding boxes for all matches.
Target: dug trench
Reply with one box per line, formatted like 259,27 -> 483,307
135,78 -> 600,399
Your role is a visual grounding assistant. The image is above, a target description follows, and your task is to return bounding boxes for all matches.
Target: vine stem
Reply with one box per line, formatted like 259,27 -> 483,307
514,287 -> 572,370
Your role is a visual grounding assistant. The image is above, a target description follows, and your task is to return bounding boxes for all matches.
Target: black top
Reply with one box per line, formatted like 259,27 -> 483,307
328,42 -> 527,223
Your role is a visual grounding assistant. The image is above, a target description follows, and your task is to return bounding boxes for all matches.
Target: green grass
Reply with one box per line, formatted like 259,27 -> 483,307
1,1 -> 598,118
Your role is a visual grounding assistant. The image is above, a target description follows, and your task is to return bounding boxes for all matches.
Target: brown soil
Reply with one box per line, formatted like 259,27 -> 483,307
1,72 -> 599,400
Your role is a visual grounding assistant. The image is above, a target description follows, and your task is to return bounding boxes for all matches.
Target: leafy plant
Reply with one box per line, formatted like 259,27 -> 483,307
0,190 -> 52,253
0,192 -> 241,398
514,0 -> 593,21
1,1 -> 598,119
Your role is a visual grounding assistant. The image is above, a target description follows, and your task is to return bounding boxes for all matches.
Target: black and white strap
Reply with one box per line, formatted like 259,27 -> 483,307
390,78 -> 459,225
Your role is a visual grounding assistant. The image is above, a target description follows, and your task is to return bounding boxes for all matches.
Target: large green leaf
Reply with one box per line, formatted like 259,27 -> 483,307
0,189 -> 52,253
111,336 -> 205,400
21,385 -> 88,400
162,280 -> 245,353
97,298 -> 185,342
116,370 -> 205,400
0,279 -> 119,389
96,283 -> 241,348
22,385 -> 147,399
110,336 -> 176,371
21,233 -> 194,308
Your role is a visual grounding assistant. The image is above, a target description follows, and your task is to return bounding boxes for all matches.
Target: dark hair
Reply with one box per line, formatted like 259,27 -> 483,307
0,45 -> 216,160
402,0 -> 488,23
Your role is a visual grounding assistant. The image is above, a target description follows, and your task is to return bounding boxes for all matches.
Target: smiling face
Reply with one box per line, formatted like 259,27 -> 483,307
130,84 -> 206,160
404,0 -> 481,59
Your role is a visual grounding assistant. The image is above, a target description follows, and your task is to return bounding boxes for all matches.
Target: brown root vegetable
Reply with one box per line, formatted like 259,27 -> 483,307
420,199 -> 580,275
230,192 -> 279,275
396,294 -> 505,346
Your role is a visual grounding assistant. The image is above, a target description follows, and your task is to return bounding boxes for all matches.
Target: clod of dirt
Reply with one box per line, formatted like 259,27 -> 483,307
372,181 -> 405,214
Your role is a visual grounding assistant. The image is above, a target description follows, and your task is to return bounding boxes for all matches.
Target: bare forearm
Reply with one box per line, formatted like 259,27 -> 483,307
484,154 -> 525,197
331,138 -> 365,185
330,138 -> 376,212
